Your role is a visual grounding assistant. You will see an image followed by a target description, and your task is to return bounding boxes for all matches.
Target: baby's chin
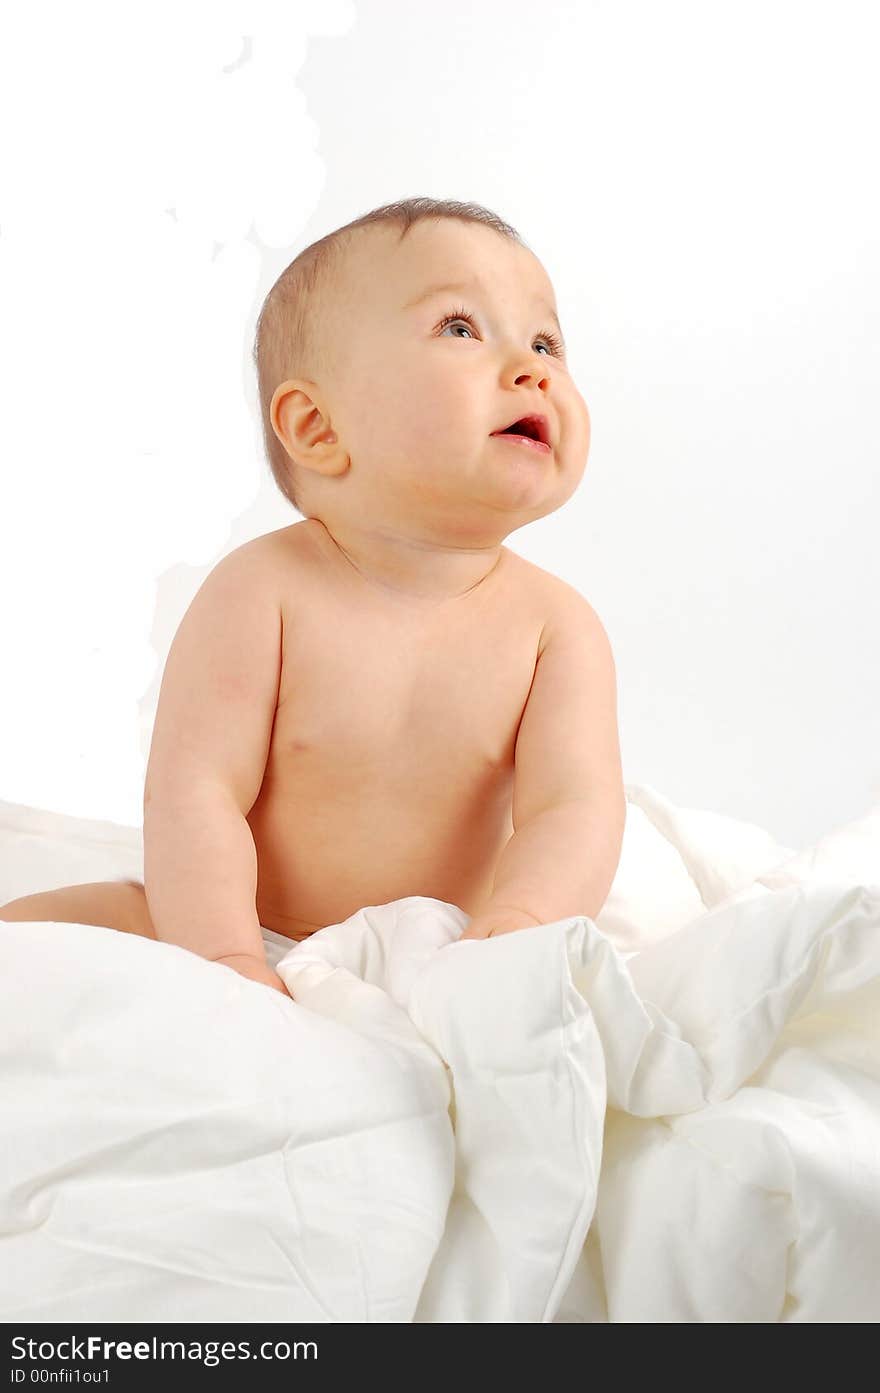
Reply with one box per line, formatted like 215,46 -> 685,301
478,446 -> 561,509
394,444 -> 562,518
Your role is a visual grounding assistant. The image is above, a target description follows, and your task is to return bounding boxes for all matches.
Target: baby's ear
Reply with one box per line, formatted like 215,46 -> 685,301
271,381 -> 347,477
270,379 -> 316,454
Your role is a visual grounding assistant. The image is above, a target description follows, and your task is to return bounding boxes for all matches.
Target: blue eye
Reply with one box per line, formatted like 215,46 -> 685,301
436,305 -> 565,359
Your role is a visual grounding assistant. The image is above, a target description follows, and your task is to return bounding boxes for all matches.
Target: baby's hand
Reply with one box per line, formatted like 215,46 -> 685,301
214,952 -> 293,998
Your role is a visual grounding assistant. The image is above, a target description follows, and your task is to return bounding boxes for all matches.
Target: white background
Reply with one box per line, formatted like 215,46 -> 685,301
1,0 -> 877,850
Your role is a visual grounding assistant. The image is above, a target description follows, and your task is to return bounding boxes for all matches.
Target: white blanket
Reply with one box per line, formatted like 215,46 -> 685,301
1,787 -> 879,1322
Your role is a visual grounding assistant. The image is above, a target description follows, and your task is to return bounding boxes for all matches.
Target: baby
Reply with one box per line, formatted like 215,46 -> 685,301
1,198 -> 626,999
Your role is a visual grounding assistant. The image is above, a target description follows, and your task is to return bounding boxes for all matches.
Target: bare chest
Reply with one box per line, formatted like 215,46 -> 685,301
245,546 -> 548,931
265,592 -> 542,792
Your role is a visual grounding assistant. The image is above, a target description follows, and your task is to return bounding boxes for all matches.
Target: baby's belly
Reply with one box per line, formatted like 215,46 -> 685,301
247,759 -> 515,940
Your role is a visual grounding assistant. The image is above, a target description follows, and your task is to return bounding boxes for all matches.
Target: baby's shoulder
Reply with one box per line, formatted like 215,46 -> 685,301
501,549 -> 603,657
503,547 -> 591,617
219,522 -> 310,582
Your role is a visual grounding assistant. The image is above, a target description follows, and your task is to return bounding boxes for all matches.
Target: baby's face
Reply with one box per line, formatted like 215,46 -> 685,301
314,220 -> 590,538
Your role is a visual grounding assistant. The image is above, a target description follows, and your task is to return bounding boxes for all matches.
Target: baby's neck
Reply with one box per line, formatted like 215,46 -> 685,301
307,517 -> 506,604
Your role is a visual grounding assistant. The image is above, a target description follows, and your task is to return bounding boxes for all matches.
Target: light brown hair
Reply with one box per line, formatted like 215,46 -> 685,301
251,197 -> 524,514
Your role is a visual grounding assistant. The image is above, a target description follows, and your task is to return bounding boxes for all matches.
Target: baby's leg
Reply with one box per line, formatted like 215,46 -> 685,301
0,880 -> 155,938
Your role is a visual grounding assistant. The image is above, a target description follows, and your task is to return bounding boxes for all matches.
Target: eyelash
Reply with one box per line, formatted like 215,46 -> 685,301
435,305 -> 565,359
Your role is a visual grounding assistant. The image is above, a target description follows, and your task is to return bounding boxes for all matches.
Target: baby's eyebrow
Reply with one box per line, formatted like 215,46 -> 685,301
403,279 -> 564,337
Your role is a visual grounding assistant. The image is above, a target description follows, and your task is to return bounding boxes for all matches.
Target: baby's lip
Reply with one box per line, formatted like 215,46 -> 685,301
490,413 -> 551,447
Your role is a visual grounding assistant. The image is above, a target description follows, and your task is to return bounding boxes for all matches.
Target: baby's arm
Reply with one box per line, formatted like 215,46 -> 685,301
143,543 -> 290,997
462,586 -> 626,940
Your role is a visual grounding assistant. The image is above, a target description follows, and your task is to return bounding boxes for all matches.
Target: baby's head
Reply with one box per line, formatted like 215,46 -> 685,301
253,197 -> 590,546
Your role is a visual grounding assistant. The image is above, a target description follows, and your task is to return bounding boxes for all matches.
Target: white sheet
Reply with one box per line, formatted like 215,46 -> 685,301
1,789 -> 879,1322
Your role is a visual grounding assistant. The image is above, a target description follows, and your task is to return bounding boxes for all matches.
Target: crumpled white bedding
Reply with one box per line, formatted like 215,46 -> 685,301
1,785 -> 878,1322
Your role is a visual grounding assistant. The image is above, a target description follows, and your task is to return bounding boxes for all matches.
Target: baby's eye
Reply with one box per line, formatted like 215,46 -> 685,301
436,306 -> 565,360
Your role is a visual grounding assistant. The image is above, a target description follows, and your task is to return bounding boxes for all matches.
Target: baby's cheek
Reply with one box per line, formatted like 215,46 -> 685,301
576,393 -> 591,445
567,398 -> 591,469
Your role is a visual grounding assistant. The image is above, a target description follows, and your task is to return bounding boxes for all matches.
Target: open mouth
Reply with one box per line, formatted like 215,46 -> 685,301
490,413 -> 552,453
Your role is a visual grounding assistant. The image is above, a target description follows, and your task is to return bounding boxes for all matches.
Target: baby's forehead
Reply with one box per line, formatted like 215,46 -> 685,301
389,265 -> 559,325
407,266 -> 556,306
409,245 -> 553,300
355,222 -> 555,303
333,229 -> 559,348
